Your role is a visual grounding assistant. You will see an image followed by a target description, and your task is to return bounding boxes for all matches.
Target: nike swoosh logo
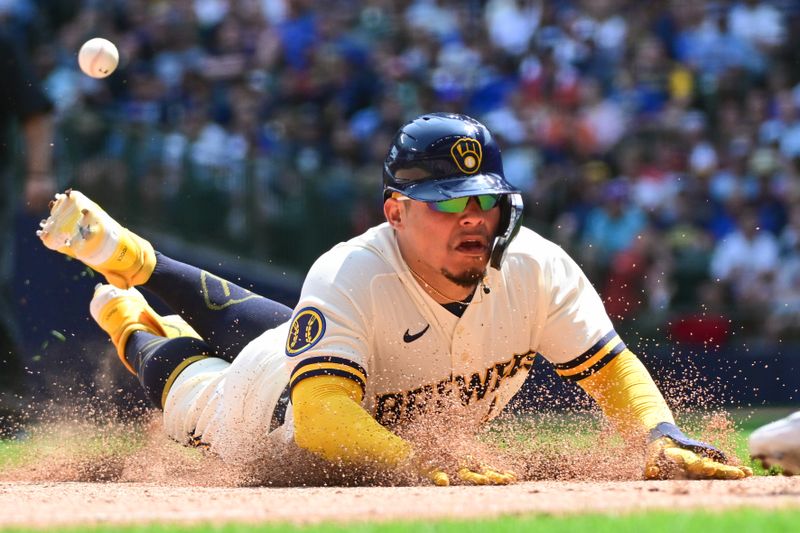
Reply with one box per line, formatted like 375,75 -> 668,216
403,324 -> 430,343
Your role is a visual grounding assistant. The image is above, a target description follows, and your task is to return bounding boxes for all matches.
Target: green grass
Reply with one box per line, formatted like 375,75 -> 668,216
0,422 -> 146,472
0,441 -> 23,470
2,508 -> 800,533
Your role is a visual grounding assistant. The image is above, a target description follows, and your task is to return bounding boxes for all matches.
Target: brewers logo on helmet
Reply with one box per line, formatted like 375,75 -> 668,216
383,112 -> 524,269
450,138 -> 482,174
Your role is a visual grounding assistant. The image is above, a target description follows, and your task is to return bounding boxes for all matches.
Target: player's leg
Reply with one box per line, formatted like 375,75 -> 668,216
90,283 -> 219,408
38,190 -> 292,360
749,411 -> 800,475
141,252 -> 292,360
93,284 -> 291,458
91,283 -> 251,455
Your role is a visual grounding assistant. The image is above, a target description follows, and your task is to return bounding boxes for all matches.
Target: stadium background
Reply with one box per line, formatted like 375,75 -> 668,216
3,0 -> 800,417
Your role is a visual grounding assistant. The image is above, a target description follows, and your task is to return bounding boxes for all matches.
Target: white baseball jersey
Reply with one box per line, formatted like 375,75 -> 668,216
163,223 -> 625,460
285,223 -> 622,428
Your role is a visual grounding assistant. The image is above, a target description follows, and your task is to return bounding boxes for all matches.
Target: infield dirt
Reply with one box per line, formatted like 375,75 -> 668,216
1,408 -> 799,529
1,477 -> 800,529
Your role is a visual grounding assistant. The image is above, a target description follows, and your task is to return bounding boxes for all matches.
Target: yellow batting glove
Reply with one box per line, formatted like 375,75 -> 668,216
645,422 -> 753,480
411,454 -> 516,486
425,467 -> 451,486
456,457 -> 518,485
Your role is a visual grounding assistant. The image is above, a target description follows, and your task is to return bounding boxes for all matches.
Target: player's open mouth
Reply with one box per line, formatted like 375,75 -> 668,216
454,238 -> 488,255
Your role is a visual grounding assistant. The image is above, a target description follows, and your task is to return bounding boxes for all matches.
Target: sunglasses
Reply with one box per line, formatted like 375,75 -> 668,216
394,194 -> 500,213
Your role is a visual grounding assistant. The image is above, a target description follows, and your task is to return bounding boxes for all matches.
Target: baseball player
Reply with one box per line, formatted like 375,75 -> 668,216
749,411 -> 800,475
38,113 -> 752,484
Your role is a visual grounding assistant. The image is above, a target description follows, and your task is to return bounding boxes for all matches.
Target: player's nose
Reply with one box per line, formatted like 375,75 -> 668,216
459,197 -> 487,225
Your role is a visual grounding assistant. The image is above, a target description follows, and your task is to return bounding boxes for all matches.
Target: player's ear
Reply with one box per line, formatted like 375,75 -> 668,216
384,198 -> 404,228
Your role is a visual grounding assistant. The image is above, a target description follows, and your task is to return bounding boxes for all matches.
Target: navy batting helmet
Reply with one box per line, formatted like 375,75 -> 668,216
383,112 -> 524,269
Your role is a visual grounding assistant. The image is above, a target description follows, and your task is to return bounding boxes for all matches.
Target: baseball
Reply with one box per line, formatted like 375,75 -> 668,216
78,38 -> 119,78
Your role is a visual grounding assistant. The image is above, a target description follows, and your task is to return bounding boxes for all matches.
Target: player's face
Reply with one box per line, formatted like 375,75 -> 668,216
385,193 -> 501,289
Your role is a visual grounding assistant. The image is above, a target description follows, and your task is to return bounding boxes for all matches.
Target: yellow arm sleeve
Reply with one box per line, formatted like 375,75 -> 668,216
577,349 -> 675,438
291,374 -> 413,467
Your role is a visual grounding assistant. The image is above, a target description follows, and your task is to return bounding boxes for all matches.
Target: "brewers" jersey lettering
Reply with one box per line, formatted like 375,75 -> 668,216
374,351 -> 535,426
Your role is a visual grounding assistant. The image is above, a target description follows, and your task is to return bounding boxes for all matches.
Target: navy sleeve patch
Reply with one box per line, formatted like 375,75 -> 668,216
286,307 -> 326,356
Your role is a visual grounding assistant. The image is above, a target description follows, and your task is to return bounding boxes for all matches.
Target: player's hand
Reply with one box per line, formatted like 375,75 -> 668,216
422,466 -> 451,486
644,422 -> 753,480
456,463 -> 518,485
418,457 -> 517,486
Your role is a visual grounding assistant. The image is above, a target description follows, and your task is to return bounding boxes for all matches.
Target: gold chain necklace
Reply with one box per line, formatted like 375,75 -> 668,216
407,265 -> 475,305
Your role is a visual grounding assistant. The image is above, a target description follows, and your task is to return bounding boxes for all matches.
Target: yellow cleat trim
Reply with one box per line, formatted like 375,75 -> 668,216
98,232 -> 156,289
95,299 -> 164,374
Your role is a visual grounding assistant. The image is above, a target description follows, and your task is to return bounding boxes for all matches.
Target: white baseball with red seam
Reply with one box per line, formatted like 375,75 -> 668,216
78,38 -> 119,79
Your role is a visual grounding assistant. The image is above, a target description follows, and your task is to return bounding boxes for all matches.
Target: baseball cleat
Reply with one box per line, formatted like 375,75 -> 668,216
749,411 -> 800,475
90,284 -> 201,374
37,189 -> 156,288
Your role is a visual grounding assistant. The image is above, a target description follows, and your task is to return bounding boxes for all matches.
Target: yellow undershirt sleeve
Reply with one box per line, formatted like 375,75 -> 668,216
577,349 -> 675,438
291,374 -> 413,467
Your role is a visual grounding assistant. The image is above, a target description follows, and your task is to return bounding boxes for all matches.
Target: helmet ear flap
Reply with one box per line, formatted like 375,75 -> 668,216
383,160 -> 400,200
382,112 -> 525,269
490,194 -> 523,270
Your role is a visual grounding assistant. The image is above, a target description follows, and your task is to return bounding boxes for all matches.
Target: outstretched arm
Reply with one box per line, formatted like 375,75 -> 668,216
292,374 -> 412,466
291,374 -> 515,485
536,247 -> 750,480
571,349 -> 752,479
570,348 -> 673,437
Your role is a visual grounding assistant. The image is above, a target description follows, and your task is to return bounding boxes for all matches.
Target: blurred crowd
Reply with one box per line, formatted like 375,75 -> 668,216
5,0 -> 800,346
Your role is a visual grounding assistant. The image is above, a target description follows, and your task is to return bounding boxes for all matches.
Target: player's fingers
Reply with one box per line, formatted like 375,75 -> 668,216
644,464 -> 661,480
481,468 -> 517,485
457,467 -> 491,485
698,461 -> 749,480
700,461 -> 752,480
427,468 -> 450,486
457,467 -> 517,485
663,448 -> 749,480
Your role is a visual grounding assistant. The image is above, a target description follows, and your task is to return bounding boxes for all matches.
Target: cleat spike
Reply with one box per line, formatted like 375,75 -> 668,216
35,189 -> 155,288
